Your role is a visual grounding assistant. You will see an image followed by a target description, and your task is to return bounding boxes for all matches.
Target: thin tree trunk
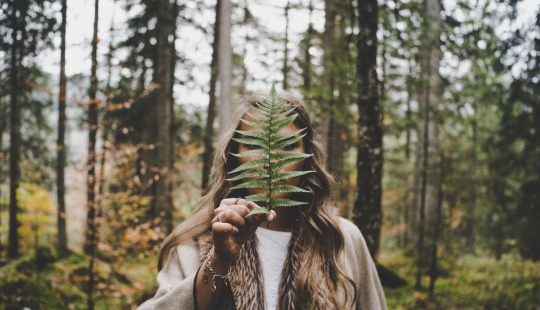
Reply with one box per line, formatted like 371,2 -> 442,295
86,1 -> 100,309
0,116 -> 5,255
57,0 -> 68,255
429,155 -> 444,297
319,0 -> 337,150
95,0 -> 117,256
202,0 -> 221,189
415,101 -> 429,289
414,0 -> 441,289
8,0 -> 24,260
282,1 -> 290,90
352,0 -> 383,260
301,1 -> 313,91
150,0 -> 174,234
218,0 -> 232,133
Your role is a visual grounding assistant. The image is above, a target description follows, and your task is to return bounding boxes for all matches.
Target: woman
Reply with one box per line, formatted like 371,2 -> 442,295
138,91 -> 387,310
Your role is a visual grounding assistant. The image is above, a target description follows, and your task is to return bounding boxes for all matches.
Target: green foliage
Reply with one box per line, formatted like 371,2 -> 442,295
381,249 -> 540,309
228,84 -> 313,216
0,249 -> 156,309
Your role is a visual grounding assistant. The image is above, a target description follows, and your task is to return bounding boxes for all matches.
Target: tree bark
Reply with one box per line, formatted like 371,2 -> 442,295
202,0 -> 221,189
352,0 -> 383,260
8,0 -> 25,260
57,0 -> 68,255
319,0 -> 337,150
300,1 -> 313,91
149,0 -> 175,234
86,1 -> 100,309
414,0 -> 441,290
282,1 -> 290,90
218,0 -> 232,133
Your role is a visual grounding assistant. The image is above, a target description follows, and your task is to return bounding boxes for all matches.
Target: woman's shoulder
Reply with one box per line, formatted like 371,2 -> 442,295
337,217 -> 363,240
336,217 -> 371,258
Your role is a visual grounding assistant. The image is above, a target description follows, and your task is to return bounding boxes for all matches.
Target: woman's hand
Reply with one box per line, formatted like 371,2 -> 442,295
211,198 -> 275,263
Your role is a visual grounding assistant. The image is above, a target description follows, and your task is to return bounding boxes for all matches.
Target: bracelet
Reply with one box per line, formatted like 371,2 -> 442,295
202,247 -> 231,292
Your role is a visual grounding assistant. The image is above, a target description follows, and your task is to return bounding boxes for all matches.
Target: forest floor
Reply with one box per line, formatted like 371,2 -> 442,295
1,246 -> 539,309
380,248 -> 540,310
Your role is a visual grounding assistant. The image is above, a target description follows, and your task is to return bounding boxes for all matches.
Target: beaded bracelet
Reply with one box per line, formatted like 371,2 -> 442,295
203,247 -> 232,292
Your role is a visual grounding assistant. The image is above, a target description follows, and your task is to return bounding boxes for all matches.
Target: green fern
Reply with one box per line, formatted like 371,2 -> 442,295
228,83 -> 314,217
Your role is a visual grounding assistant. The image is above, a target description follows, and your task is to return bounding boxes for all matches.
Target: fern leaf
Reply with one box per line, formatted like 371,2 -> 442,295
270,152 -> 312,162
227,170 -> 270,182
230,180 -> 268,190
270,135 -> 305,152
272,198 -> 308,208
228,82 -> 314,214
246,207 -> 270,218
271,184 -> 309,193
232,137 -> 266,148
229,159 -> 268,174
234,130 -> 268,140
245,193 -> 270,202
270,156 -> 311,172
271,171 -> 315,182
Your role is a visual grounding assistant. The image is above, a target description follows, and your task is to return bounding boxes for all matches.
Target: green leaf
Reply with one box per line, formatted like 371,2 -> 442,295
226,170 -> 270,182
272,198 -> 308,208
245,207 -> 270,218
271,184 -> 309,193
271,171 -> 315,182
231,149 -> 269,158
270,156 -> 310,172
228,82 -> 314,214
270,134 -> 306,151
240,118 -> 269,131
270,128 -> 306,145
245,193 -> 270,202
230,180 -> 268,189
232,137 -> 266,148
235,130 -> 268,140
270,114 -> 298,132
229,159 -> 267,174
270,152 -> 312,162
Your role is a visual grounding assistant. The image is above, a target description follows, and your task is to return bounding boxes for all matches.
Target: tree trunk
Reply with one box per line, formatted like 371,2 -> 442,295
57,0 -> 68,255
218,0 -> 232,133
0,115 -> 5,255
414,0 -> 441,289
8,0 -> 25,260
282,1 -> 290,90
149,0 -> 175,234
428,155 -> 444,297
202,0 -> 221,189
352,0 -> 383,260
86,1 -> 100,309
300,1 -> 313,91
319,0 -> 337,150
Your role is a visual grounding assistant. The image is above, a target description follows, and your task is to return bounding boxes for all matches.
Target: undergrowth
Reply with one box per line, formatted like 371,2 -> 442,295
0,247 -> 156,310
380,248 -> 540,310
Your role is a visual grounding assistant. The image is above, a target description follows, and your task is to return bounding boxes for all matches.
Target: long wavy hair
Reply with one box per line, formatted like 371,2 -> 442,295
158,91 -> 357,308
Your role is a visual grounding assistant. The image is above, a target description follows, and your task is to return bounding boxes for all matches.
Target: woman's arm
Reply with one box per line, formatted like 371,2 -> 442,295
137,243 -> 199,310
139,198 -> 275,310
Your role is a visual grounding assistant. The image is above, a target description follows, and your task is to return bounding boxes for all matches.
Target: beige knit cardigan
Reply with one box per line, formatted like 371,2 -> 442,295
137,217 -> 387,310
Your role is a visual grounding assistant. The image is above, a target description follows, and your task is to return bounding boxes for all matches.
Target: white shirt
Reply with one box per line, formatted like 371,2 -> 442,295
255,227 -> 292,310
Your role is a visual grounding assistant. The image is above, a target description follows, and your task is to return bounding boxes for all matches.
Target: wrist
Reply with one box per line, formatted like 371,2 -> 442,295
203,247 -> 232,292
210,249 -> 234,273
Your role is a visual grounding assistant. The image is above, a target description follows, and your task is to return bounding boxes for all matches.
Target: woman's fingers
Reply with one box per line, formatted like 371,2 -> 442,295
212,222 -> 239,234
212,208 -> 246,227
212,198 -> 277,234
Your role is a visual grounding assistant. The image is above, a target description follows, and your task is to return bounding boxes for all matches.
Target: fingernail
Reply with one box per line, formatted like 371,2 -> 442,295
232,226 -> 239,233
268,214 -> 274,221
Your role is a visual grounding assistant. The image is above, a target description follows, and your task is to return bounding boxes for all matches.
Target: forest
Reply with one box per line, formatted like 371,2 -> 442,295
0,0 -> 539,308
